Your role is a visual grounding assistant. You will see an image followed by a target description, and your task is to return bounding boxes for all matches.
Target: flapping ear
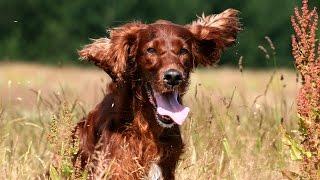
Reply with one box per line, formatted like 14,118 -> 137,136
79,22 -> 147,82
187,9 -> 241,66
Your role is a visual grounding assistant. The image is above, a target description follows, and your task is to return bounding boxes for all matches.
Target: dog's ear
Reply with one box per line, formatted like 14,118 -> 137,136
187,9 -> 241,66
79,22 -> 147,81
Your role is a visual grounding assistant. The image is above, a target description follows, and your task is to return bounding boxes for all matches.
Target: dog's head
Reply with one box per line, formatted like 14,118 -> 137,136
79,9 -> 241,128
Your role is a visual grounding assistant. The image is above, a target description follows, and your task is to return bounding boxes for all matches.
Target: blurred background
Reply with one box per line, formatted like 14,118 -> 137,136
1,0 -> 319,68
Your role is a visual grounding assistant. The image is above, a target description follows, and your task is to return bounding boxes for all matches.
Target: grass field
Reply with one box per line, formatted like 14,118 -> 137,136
0,62 -> 301,179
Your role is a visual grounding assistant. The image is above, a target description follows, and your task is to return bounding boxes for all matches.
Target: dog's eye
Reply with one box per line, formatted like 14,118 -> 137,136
147,48 -> 156,54
179,48 -> 189,55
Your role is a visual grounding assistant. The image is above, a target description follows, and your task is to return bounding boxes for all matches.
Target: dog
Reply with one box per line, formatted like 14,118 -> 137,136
74,9 -> 240,180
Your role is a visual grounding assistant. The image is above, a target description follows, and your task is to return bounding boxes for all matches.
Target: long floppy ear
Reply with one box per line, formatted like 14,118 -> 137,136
187,9 -> 241,66
79,22 -> 147,81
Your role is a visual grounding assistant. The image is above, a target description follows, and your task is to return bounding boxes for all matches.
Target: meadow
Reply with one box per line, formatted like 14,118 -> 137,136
0,62 -> 301,179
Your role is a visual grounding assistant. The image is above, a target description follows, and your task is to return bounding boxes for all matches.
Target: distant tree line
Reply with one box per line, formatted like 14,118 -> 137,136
1,0 -> 318,67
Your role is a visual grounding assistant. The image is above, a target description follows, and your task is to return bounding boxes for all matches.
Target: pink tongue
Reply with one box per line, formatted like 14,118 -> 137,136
154,92 -> 190,125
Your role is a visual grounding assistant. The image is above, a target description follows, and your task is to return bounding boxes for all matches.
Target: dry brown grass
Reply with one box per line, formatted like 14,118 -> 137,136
0,62 -> 300,179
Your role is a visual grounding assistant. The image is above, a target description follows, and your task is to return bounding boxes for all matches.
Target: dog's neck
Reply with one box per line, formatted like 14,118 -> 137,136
108,80 -> 169,140
131,82 -> 165,138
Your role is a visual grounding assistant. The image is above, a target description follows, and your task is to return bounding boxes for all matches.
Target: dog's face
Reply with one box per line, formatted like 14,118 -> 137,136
136,23 -> 194,94
135,23 -> 196,127
79,9 -> 240,127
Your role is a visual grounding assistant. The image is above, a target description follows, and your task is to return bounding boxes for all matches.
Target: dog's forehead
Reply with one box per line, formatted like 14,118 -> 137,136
141,22 -> 193,40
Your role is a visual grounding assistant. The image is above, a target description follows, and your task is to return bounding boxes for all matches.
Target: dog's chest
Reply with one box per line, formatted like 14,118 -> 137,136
147,163 -> 163,180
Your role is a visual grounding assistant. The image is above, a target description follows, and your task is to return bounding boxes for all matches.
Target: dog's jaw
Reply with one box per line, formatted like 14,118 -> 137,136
145,83 -> 174,128
156,115 -> 175,128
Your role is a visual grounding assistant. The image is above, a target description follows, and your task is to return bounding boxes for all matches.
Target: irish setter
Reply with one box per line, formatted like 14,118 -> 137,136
75,9 -> 240,179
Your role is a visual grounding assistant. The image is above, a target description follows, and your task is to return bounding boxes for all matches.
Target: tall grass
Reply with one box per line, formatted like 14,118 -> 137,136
176,66 -> 299,178
0,90 -> 50,179
0,62 -> 299,179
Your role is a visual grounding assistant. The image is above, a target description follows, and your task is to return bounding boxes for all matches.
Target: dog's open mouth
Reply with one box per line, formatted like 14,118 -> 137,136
153,91 -> 190,127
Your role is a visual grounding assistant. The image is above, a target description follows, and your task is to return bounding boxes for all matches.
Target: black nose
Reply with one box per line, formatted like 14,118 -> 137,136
163,69 -> 183,87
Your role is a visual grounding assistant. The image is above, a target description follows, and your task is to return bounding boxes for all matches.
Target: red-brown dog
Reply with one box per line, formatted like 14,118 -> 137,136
75,9 -> 240,180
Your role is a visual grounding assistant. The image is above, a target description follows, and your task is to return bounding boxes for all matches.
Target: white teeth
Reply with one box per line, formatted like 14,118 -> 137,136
156,116 -> 174,128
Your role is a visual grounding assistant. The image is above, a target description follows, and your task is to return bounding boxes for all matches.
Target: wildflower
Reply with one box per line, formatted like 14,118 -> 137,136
238,56 -> 243,72
291,0 -> 320,177
265,36 -> 275,51
8,80 -> 12,88
255,103 -> 262,110
258,45 -> 270,59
